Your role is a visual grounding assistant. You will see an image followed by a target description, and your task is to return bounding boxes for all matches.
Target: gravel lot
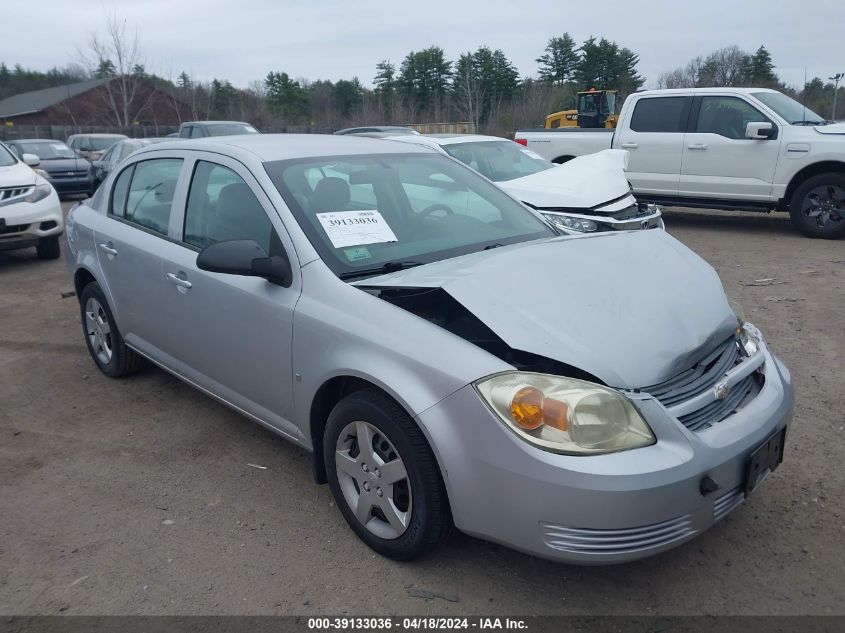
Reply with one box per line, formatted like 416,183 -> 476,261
1,204 -> 842,616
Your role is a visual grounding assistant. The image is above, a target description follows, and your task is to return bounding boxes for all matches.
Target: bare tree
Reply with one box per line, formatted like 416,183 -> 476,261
79,11 -> 153,126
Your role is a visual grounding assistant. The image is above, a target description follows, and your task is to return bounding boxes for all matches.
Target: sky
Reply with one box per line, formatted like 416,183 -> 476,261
3,0 -> 844,90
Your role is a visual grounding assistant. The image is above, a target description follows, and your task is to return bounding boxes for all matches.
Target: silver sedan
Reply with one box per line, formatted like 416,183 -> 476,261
64,134 -> 793,563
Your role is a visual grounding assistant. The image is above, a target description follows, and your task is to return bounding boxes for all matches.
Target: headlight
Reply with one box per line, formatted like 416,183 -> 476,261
475,372 -> 655,455
739,322 -> 762,357
33,169 -> 51,180
542,213 -> 597,233
24,183 -> 53,204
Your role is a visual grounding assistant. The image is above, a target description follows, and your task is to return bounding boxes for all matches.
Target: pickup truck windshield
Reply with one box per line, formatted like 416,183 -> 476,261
753,92 -> 826,125
443,141 -> 553,182
265,153 -> 554,277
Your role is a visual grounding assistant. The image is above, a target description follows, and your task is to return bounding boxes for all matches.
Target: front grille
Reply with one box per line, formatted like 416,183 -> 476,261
643,337 -> 763,432
713,486 -> 745,522
0,222 -> 30,235
50,171 -> 88,179
541,514 -> 696,556
0,186 -> 33,203
608,203 -> 648,221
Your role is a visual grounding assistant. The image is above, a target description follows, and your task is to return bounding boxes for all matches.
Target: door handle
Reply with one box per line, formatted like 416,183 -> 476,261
687,143 -> 708,150
166,272 -> 192,289
98,242 -> 118,256
620,142 -> 638,149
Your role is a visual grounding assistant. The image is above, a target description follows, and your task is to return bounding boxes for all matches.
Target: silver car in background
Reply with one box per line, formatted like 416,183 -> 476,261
64,135 -> 793,563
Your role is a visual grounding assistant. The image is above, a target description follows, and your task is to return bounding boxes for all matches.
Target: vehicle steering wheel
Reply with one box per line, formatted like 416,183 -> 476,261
416,203 -> 455,221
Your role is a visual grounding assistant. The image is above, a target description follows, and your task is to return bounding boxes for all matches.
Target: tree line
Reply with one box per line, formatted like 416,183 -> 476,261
658,45 -> 843,120
2,32 -> 842,134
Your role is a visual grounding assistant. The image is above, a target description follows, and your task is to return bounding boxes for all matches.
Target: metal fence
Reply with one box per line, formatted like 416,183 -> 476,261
1,121 -> 476,142
406,121 -> 476,134
0,124 -> 180,142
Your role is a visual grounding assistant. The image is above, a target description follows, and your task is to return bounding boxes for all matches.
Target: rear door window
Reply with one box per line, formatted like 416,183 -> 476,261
630,97 -> 690,133
110,159 -> 183,235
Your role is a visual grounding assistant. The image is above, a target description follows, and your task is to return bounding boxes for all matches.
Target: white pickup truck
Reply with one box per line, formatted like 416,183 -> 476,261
515,87 -> 845,238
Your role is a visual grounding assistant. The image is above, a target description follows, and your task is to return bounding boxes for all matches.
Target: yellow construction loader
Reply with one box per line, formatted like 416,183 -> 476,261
544,89 -> 619,129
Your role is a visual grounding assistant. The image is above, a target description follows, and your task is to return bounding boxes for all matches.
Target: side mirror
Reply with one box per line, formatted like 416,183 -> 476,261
745,121 -> 776,140
196,239 -> 293,287
22,153 -> 40,167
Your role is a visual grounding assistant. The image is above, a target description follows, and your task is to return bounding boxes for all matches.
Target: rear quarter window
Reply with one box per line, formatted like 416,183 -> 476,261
630,97 -> 690,133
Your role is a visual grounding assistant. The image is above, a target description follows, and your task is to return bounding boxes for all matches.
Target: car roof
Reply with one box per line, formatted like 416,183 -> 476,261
335,125 -> 414,134
68,133 -> 127,138
634,87 -> 781,97
134,133 -> 435,162
423,134 -> 510,146
184,120 -> 253,126
7,138 -> 68,144
384,134 -> 509,147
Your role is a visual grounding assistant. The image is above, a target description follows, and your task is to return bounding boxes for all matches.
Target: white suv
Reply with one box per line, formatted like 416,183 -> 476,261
0,142 -> 63,259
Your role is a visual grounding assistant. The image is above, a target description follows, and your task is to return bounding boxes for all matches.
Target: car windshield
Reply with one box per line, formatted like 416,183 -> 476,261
18,141 -> 76,160
443,141 -> 553,182
84,137 -> 125,151
265,153 -> 554,277
0,143 -> 16,167
206,124 -> 259,136
753,91 -> 826,125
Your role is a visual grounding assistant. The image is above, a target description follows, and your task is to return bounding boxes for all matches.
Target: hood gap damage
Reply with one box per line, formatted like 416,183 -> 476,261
365,286 -> 604,384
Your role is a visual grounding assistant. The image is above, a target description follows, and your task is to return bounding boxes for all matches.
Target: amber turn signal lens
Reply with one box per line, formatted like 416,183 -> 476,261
510,386 -> 544,430
542,398 -> 569,431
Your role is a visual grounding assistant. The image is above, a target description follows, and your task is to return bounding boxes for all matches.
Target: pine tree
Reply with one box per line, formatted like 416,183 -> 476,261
536,34 -> 579,85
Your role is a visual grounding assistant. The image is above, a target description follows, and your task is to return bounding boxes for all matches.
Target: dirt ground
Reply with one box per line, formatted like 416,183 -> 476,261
0,204 -> 842,616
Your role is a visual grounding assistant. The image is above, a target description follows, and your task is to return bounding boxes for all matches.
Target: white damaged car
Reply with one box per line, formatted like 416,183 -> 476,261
0,141 -> 63,259
383,134 -> 663,233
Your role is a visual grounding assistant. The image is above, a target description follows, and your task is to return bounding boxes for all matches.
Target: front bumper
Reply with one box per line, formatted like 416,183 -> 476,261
0,189 -> 64,251
416,344 -> 793,564
45,174 -> 93,195
543,199 -> 664,234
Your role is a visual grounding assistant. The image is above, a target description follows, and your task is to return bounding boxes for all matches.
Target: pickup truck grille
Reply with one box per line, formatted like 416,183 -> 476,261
643,337 -> 763,432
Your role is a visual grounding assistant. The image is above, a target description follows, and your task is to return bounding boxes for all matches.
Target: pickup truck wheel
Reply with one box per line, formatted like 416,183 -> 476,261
78,282 -> 145,377
789,173 -> 845,239
36,235 -> 61,260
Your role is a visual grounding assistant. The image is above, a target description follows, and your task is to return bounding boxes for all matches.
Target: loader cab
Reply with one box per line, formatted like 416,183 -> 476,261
576,89 -> 618,129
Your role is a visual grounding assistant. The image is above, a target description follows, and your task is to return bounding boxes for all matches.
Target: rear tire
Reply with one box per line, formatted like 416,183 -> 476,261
36,235 -> 61,260
789,173 -> 845,239
78,281 -> 145,377
324,389 -> 451,560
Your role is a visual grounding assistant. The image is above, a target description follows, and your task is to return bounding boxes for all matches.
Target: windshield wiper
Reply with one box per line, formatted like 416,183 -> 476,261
792,120 -> 826,126
339,261 -> 424,280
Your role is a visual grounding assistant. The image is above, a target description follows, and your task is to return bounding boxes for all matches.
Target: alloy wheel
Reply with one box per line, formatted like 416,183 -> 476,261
802,185 -> 845,228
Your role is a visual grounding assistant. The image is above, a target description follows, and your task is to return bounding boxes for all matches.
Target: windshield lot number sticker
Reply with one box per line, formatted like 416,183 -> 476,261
317,210 -> 398,248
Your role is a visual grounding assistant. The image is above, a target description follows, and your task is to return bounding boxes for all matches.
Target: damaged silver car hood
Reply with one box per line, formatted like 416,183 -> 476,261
355,230 -> 737,388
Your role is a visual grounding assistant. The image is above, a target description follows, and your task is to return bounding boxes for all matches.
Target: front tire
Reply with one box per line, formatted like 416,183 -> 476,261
789,173 -> 845,239
324,389 -> 451,560
36,235 -> 61,260
78,281 -> 145,377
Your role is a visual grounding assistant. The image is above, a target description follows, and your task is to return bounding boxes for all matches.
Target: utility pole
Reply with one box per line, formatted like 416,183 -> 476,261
830,73 -> 844,121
